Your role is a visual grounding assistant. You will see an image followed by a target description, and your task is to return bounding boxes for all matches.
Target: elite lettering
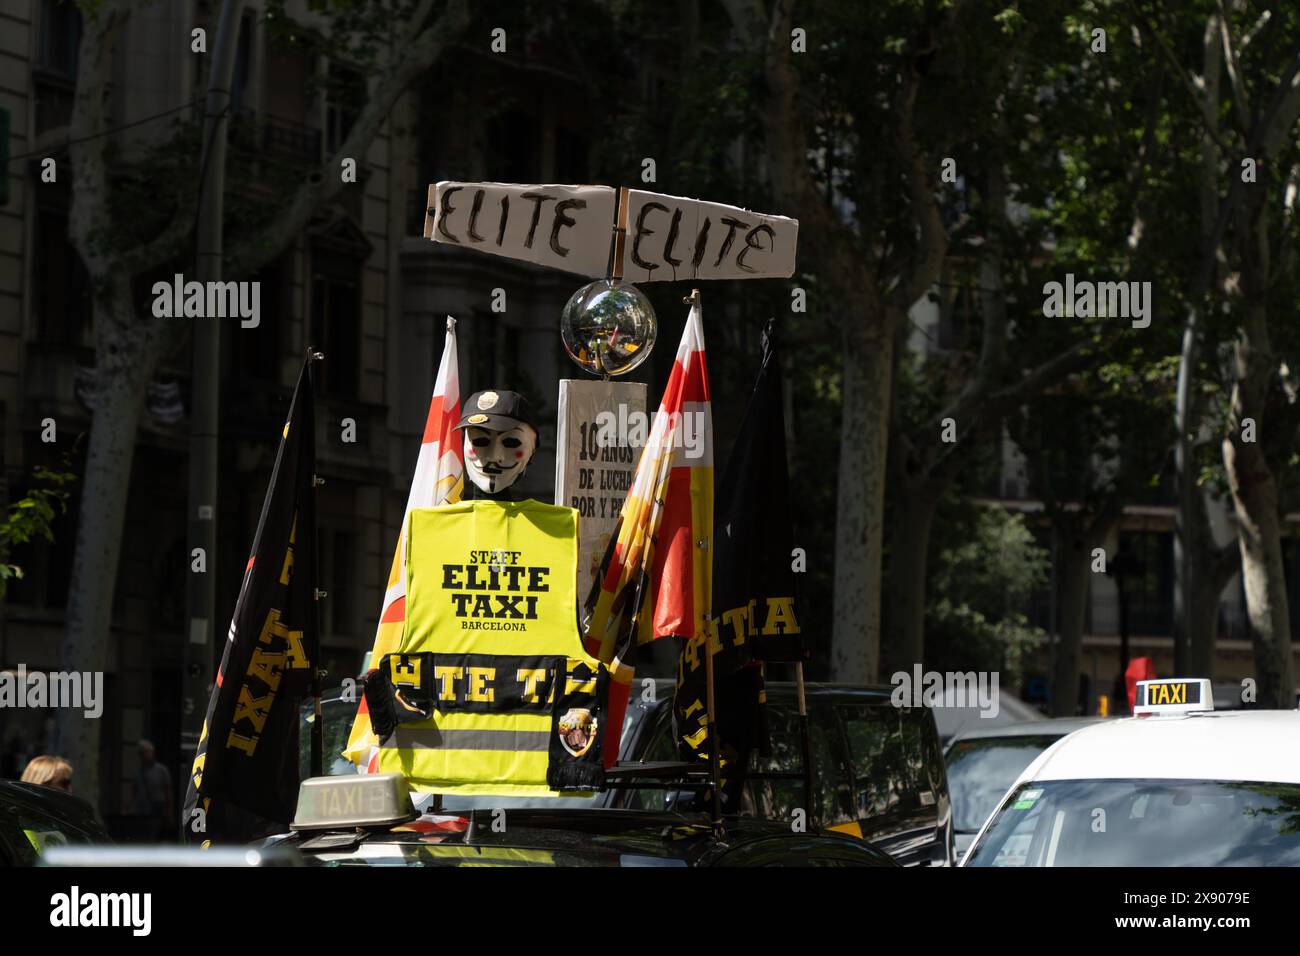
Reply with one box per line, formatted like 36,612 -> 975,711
517,668 -> 549,703
439,188 -> 586,260
444,556 -> 548,621
435,666 -> 463,701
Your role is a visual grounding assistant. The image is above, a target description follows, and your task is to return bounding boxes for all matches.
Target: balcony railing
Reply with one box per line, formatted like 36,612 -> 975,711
230,113 -> 322,168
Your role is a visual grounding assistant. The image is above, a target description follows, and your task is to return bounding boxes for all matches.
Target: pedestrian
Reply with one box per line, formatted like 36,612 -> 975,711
132,740 -> 174,841
20,755 -> 73,792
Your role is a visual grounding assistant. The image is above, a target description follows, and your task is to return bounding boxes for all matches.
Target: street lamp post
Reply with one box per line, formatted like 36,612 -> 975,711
180,0 -> 246,805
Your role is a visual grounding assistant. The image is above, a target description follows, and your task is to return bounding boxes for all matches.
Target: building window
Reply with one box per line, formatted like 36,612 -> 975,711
310,250 -> 361,399
317,528 -> 358,642
324,63 -> 364,156
487,108 -> 540,183
38,0 -> 81,78
33,207 -> 92,345
231,13 -> 254,116
1118,531 -> 1173,637
4,468 -> 77,611
35,0 -> 81,133
555,127 -> 588,182
230,261 -> 283,381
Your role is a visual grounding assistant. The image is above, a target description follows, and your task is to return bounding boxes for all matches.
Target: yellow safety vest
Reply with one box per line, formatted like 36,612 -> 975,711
376,499 -> 606,795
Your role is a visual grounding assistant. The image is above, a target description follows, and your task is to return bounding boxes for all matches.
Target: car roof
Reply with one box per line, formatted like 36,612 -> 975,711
1010,710 -> 1300,785
948,716 -> 1105,746
0,779 -> 107,827
932,692 -> 1044,740
278,807 -> 894,866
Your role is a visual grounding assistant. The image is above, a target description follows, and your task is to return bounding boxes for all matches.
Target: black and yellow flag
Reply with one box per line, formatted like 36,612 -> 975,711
183,362 -> 318,843
675,324 -> 805,806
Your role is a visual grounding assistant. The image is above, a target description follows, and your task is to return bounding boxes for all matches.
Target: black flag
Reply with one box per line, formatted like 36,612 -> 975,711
183,361 -> 318,843
675,324 -> 805,807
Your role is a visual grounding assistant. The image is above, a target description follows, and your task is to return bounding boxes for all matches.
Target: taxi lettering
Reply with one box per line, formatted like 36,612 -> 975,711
443,559 -> 550,621
225,522 -> 308,757
1147,682 -> 1193,706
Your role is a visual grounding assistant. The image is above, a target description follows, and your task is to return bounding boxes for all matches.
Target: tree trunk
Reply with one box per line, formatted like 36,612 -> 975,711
1051,523 -> 1092,716
830,308 -> 897,683
54,283 -> 161,807
1223,432 -> 1295,705
884,474 -> 942,675
1187,510 -> 1238,679
1186,552 -> 1230,678
1222,195 -> 1295,708
1050,506 -> 1118,717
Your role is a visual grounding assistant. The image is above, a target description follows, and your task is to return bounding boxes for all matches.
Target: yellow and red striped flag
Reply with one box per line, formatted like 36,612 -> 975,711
344,318 -> 463,770
583,293 -> 713,767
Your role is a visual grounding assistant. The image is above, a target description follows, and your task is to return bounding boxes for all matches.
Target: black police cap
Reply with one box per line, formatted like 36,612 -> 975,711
455,389 -> 538,432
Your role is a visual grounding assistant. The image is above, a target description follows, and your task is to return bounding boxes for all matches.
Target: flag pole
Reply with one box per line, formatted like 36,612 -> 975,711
795,661 -> 813,819
307,348 -> 325,779
761,313 -> 814,820
686,287 -> 724,832
703,619 -> 723,830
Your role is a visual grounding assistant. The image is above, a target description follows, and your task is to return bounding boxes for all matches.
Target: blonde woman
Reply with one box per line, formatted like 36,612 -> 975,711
19,755 -> 73,792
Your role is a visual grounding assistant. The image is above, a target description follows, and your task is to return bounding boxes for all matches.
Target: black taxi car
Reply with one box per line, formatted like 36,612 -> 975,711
304,680 -> 952,865
265,773 -> 897,867
0,780 -> 111,865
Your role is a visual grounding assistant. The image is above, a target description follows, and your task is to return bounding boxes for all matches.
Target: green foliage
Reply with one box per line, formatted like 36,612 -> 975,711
924,504 -> 1049,687
0,466 -> 76,599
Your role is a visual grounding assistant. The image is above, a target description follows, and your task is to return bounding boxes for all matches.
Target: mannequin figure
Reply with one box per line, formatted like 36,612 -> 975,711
455,389 -> 539,501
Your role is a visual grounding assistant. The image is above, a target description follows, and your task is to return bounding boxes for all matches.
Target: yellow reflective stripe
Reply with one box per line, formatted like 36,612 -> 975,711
428,711 -> 553,731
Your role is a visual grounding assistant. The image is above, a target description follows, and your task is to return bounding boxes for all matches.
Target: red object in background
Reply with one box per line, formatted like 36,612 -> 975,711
1126,657 -> 1158,711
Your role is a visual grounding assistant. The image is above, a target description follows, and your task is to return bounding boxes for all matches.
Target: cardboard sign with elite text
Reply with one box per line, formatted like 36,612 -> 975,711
554,379 -> 647,596
424,183 -> 798,282
424,182 -> 616,278
619,189 -> 798,282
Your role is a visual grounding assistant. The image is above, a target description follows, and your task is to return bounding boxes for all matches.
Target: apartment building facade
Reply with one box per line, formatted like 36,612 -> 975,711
0,0 -> 604,819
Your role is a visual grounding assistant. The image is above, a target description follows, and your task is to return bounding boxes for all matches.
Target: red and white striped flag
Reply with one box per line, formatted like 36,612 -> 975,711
583,294 -> 713,766
345,318 -> 463,770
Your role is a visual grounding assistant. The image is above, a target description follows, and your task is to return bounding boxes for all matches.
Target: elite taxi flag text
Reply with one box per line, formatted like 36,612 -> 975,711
183,361 -> 318,841
346,318 -> 463,770
583,294 -> 713,766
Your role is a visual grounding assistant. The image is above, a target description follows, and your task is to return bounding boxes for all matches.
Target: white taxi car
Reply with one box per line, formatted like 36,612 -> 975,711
961,679 -> 1300,867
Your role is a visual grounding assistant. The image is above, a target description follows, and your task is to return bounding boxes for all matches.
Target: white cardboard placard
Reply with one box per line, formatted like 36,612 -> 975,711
554,379 -> 647,596
425,182 -> 617,278
619,189 -> 798,282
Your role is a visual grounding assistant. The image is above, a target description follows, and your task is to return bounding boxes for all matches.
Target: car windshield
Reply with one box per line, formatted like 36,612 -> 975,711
945,735 -> 1063,832
965,779 -> 1300,866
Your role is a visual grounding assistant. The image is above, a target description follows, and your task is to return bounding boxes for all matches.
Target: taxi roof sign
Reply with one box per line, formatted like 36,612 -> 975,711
1133,678 -> 1213,717
291,773 -> 418,831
